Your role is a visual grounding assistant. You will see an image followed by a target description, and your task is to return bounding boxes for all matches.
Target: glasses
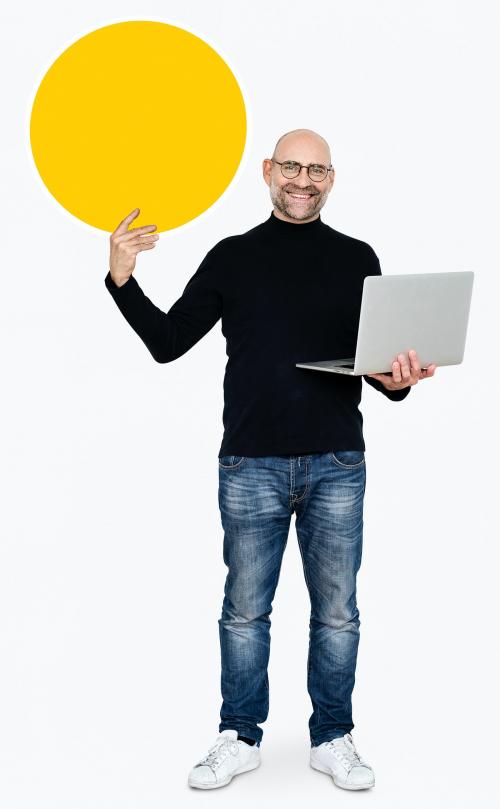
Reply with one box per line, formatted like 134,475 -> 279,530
271,159 -> 333,182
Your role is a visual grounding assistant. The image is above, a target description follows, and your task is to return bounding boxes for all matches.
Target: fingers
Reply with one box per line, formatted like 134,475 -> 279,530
392,358 -> 402,383
127,233 -> 160,247
408,349 -> 420,376
405,350 -> 439,381
112,207 -> 140,236
125,236 -> 160,257
390,353 -> 410,386
421,363 -> 437,378
111,208 -> 158,241
395,350 -> 439,383
116,224 -> 158,244
397,352 -> 411,383
370,353 -> 438,386
124,224 -> 158,239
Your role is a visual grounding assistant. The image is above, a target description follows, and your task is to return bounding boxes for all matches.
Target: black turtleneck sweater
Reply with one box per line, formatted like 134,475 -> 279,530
104,210 -> 410,456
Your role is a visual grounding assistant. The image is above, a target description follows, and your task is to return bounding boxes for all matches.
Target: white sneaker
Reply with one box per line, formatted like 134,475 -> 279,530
188,729 -> 261,789
310,732 -> 375,790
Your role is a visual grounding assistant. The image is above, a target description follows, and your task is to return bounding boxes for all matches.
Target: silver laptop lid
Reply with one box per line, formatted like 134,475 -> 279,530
352,271 -> 474,375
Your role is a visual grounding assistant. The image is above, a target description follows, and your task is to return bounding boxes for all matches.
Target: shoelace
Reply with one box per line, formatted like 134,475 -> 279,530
196,737 -> 240,772
326,733 -> 365,772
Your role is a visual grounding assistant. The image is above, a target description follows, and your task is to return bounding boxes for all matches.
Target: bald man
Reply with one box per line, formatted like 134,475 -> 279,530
105,128 -> 436,791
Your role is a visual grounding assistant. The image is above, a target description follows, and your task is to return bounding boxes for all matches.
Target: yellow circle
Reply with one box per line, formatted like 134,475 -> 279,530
30,21 -> 247,232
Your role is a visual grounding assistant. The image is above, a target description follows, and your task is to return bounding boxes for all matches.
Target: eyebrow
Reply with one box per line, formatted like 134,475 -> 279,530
283,159 -> 328,167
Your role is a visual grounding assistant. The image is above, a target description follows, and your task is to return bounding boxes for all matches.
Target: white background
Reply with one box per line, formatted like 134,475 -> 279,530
1,1 -> 499,807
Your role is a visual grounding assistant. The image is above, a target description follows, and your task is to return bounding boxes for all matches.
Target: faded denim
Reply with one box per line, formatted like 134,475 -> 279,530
217,450 -> 366,748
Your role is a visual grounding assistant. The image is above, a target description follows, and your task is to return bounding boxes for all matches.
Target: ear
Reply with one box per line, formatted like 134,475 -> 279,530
262,158 -> 272,187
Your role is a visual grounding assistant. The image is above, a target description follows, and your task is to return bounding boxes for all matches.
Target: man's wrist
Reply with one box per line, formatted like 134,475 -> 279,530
110,273 -> 130,289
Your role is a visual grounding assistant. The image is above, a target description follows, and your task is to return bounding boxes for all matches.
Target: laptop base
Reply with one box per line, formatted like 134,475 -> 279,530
296,359 -> 356,375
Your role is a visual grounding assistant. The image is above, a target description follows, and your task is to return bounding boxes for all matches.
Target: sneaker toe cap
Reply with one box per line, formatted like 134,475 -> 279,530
347,765 -> 375,786
189,765 -> 216,786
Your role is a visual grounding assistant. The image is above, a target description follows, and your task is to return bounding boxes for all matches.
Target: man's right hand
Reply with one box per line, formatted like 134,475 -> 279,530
109,208 -> 159,287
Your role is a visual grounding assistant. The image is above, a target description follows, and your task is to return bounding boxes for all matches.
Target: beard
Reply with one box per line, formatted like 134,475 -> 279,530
269,179 -> 327,221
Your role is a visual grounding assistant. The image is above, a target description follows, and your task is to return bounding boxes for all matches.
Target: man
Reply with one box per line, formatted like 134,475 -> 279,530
104,128 -> 436,791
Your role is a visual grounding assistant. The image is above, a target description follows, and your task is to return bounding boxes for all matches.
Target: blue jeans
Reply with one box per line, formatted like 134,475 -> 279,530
217,450 -> 366,748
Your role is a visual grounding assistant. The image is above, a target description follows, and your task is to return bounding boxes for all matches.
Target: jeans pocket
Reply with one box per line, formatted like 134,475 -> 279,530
218,455 -> 247,469
330,450 -> 365,469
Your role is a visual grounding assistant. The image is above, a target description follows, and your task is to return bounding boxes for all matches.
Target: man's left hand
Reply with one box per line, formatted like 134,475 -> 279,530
366,349 -> 437,390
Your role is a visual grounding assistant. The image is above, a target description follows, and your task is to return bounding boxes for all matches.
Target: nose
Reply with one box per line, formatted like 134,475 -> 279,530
288,166 -> 315,190
296,165 -> 310,184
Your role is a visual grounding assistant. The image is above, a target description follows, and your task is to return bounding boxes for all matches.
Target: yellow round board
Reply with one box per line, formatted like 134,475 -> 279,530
30,20 -> 247,232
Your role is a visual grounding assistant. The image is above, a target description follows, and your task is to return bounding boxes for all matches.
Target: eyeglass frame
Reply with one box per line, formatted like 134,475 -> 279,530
270,158 -> 334,181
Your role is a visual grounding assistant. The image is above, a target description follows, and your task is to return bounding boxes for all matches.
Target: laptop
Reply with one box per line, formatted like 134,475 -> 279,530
295,271 -> 474,376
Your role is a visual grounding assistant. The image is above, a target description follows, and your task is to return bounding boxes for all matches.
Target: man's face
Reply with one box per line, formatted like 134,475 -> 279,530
262,138 -> 335,223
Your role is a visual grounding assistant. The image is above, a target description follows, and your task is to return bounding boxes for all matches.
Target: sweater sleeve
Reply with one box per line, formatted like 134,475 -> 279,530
104,247 -> 223,363
361,245 -> 412,402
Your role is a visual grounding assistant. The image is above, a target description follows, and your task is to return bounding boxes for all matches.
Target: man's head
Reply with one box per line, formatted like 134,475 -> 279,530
262,128 -> 335,223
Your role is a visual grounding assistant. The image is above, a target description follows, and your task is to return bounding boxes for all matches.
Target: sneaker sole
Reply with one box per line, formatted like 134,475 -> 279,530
310,758 -> 375,790
188,756 -> 261,789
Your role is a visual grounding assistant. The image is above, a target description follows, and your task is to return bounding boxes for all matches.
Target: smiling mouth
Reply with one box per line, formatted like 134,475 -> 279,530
286,191 -> 315,200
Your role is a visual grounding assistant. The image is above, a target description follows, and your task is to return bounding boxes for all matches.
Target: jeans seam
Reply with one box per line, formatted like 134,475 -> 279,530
329,451 -> 366,469
295,528 -> 314,719
219,456 -> 247,469
289,457 -> 311,509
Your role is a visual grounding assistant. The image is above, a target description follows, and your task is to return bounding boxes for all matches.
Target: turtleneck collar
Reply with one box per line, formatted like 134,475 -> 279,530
265,209 -> 323,234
